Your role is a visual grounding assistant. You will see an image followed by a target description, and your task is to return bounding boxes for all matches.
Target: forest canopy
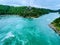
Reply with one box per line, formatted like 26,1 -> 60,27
0,5 -> 56,18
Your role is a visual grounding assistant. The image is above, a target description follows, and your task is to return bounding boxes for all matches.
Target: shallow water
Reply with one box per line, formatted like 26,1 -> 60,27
0,13 -> 60,45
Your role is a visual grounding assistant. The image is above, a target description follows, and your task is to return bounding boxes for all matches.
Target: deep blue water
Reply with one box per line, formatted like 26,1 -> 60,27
0,13 -> 60,45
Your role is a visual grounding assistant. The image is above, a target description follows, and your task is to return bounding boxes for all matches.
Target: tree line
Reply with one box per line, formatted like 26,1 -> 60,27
0,5 -> 55,18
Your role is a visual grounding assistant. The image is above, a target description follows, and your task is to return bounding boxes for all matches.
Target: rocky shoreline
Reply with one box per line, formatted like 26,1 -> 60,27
49,24 -> 60,36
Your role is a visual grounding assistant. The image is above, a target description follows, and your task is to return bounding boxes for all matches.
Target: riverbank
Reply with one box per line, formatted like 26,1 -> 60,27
0,5 -> 56,18
49,24 -> 60,35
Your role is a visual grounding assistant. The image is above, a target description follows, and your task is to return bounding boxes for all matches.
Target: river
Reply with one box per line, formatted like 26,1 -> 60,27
0,13 -> 60,45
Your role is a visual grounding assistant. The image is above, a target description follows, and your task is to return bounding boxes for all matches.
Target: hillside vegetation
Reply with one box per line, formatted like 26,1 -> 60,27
50,17 -> 60,35
0,5 -> 55,18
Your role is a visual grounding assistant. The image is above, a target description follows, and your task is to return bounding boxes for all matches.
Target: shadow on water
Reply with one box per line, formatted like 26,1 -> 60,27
0,13 -> 60,45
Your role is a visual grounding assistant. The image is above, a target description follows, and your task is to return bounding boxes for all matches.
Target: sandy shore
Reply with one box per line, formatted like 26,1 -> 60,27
49,24 -> 60,36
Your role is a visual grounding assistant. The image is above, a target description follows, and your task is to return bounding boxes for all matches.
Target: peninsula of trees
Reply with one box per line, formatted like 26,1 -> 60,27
0,5 -> 55,18
50,17 -> 60,35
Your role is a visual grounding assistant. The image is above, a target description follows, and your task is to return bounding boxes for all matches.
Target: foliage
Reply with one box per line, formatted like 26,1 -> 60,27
0,5 -> 54,18
51,17 -> 60,31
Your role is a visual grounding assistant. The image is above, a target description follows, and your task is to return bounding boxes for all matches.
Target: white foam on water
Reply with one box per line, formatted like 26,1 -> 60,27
1,32 -> 14,42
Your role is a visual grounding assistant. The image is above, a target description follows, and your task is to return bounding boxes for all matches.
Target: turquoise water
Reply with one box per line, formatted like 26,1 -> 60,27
0,13 -> 60,45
